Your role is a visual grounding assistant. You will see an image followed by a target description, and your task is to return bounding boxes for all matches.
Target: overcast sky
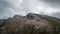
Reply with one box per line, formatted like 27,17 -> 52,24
0,0 -> 60,19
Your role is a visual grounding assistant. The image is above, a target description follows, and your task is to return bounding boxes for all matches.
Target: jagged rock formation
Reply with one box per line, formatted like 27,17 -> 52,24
0,13 -> 60,34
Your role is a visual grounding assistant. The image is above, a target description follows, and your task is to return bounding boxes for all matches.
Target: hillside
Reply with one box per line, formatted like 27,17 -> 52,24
0,13 -> 60,34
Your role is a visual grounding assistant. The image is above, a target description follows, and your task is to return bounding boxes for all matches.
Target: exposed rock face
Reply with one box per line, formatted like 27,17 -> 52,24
0,13 -> 60,34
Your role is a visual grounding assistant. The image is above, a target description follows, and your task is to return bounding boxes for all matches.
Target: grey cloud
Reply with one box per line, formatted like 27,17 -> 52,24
51,12 -> 60,18
0,0 -> 8,13
0,0 -> 60,19
0,0 -> 30,19
40,0 -> 60,8
39,0 -> 60,18
0,0 -> 17,19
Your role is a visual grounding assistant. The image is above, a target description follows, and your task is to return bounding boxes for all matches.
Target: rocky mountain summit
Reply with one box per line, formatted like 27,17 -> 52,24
0,13 -> 60,34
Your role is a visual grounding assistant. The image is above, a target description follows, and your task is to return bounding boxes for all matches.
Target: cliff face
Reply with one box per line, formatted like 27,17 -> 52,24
0,13 -> 60,34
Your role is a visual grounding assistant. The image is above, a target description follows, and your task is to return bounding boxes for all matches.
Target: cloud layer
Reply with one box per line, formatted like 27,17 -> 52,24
40,0 -> 60,18
0,0 -> 60,19
41,0 -> 60,8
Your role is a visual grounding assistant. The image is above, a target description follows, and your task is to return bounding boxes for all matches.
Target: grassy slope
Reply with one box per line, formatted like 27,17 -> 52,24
0,13 -> 60,34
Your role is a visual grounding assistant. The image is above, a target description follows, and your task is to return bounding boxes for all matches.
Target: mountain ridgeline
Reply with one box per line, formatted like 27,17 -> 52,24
0,13 -> 60,34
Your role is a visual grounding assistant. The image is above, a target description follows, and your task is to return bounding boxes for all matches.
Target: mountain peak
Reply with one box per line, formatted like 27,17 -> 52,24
0,13 -> 60,34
